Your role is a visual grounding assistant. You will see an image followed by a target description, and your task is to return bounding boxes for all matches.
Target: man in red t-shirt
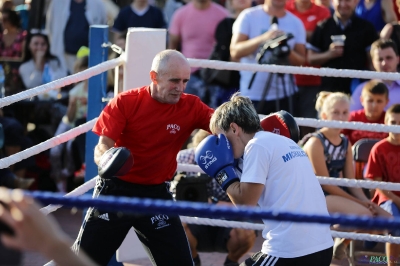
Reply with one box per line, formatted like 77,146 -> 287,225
342,80 -> 389,145
71,50 -> 214,266
286,0 -> 330,137
365,104 -> 400,263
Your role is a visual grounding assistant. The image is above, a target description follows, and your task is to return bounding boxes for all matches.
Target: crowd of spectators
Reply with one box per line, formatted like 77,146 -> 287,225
1,0 -> 400,263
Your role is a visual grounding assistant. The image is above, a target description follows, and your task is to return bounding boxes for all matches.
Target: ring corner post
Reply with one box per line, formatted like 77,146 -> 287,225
85,25 -> 109,191
86,24 -> 124,266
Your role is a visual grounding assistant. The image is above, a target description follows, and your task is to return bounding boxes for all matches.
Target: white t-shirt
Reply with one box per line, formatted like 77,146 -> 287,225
232,6 -> 306,101
240,131 -> 333,258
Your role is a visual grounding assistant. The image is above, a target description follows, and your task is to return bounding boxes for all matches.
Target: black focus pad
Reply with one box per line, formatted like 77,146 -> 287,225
276,110 -> 300,143
98,147 -> 134,179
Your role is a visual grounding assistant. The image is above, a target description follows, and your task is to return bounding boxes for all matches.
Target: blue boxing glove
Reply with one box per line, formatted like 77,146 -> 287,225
195,134 -> 239,191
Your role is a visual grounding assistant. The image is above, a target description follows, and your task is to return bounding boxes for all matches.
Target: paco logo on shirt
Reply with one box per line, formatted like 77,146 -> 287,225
150,214 -> 171,229
166,124 -> 180,134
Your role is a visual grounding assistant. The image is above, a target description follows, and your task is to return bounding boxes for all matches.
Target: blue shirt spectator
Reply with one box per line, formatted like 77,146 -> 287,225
355,0 -> 397,32
64,0 -> 90,55
113,2 -> 165,34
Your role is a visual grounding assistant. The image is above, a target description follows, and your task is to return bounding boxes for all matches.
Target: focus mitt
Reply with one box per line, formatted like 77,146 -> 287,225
261,110 -> 300,142
98,147 -> 134,179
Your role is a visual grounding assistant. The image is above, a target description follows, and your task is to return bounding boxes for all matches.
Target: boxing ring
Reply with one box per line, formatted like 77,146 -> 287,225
1,26 -> 400,265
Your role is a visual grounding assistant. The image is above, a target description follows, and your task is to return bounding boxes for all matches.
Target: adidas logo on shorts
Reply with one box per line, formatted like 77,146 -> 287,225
98,213 -> 110,221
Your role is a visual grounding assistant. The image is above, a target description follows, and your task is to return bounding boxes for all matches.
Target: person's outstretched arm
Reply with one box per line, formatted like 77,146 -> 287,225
0,188 -> 98,266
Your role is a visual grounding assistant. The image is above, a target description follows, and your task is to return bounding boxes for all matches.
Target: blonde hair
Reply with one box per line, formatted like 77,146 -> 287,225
210,92 -> 262,134
315,91 -> 350,118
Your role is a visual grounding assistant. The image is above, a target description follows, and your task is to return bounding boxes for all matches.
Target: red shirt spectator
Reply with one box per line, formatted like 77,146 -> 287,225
286,0 -> 330,34
342,109 -> 388,145
365,138 -> 400,205
286,0 -> 330,86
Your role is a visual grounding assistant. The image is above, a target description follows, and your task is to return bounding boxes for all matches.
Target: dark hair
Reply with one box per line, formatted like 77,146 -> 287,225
361,80 -> 389,98
371,39 -> 399,56
1,9 -> 21,28
210,93 -> 262,134
385,103 -> 400,123
23,32 -> 59,64
386,104 -> 400,115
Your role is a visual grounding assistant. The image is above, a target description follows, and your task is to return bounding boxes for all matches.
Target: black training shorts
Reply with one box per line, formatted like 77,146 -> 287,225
72,178 -> 194,266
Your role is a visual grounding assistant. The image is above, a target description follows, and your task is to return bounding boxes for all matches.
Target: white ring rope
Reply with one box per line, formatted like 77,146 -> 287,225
259,116 -> 400,134
177,164 -> 400,191
188,58 -> 400,81
0,56 -> 125,108
0,118 -> 97,169
180,216 -> 400,244
294,118 -> 400,134
40,177 -> 98,216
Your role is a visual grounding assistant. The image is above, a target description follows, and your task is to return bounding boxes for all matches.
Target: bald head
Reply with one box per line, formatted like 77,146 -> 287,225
151,50 -> 189,76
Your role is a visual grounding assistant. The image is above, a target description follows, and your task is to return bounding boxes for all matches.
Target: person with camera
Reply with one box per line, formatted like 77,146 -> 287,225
70,50 -> 214,266
230,0 -> 306,115
176,129 -> 256,266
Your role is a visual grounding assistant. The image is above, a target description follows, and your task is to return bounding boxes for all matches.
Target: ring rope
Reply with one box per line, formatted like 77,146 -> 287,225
178,164 -> 400,191
39,168 -> 400,217
188,58 -> 400,81
28,190 -> 400,231
2,117 -> 399,169
259,116 -> 400,134
293,118 -> 400,134
37,185 -> 400,245
180,216 -> 400,244
1,124 -> 397,193
40,177 -> 97,216
0,56 -> 124,109
0,118 -> 97,169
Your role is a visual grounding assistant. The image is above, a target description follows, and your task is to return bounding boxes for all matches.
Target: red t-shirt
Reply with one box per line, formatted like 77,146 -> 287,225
93,86 -> 214,185
285,1 -> 331,86
365,139 -> 400,205
342,109 -> 388,145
